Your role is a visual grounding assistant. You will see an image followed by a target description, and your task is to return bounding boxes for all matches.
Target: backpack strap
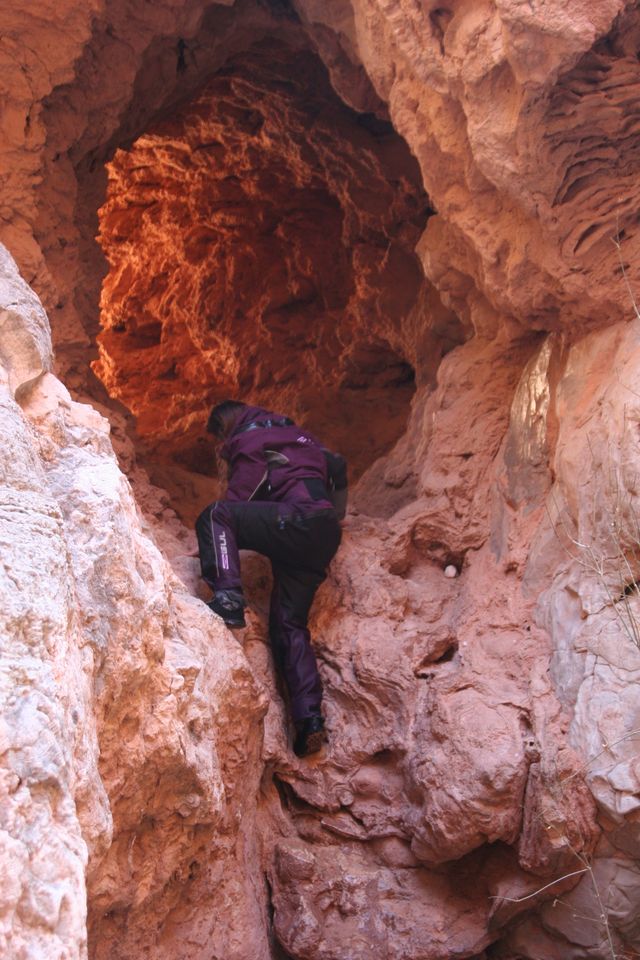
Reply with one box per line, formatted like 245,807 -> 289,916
233,417 -> 294,435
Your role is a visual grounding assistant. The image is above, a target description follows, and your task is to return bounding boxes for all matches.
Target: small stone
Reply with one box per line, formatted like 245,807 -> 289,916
444,565 -> 458,578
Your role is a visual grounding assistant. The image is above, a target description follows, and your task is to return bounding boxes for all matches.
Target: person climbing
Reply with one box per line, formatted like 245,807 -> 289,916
195,400 -> 347,758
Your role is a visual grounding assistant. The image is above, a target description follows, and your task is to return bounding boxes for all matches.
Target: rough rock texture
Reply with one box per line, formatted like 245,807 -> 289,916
0,248 -> 89,960
1,248 -> 270,959
3,2 -> 640,960
94,40 -> 429,483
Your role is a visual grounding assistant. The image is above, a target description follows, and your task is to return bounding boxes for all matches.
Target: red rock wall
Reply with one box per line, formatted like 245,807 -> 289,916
2,2 -> 640,960
94,40 -> 429,488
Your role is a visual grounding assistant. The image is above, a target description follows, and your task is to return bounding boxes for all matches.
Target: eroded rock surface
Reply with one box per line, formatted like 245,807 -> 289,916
3,2 -> 640,960
94,40 -> 428,483
1,248 -> 269,960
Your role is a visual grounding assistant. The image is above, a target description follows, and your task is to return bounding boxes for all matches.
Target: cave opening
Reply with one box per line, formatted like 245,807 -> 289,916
91,37 -> 432,522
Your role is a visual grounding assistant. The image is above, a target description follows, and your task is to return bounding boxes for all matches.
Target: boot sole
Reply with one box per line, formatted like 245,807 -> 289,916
207,603 -> 246,629
301,729 -> 325,756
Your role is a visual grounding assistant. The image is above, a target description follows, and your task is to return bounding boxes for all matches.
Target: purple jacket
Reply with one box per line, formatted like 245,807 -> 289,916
220,406 -> 334,509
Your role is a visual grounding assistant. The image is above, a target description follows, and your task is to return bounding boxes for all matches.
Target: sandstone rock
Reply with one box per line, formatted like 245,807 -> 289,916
270,838 -> 494,960
1,249 -> 271,959
3,2 -> 640,959
0,381 -> 91,960
92,40 -> 428,484
22,369 -> 272,960
0,245 -> 52,396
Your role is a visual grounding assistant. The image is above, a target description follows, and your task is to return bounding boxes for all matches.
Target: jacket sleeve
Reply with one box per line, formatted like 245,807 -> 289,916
323,450 -> 348,520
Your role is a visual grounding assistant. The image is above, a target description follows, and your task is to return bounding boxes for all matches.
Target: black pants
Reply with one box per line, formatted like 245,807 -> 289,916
195,501 -> 341,721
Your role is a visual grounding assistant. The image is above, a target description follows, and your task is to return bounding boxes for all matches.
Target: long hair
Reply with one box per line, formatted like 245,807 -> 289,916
206,400 -> 246,438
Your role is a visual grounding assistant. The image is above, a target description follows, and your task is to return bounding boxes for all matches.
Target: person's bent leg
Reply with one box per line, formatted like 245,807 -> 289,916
195,500 -> 244,591
196,500 -> 290,626
195,501 -> 248,626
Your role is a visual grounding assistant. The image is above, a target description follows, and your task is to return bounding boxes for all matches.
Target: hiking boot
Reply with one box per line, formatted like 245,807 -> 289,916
293,715 -> 325,758
207,589 -> 246,628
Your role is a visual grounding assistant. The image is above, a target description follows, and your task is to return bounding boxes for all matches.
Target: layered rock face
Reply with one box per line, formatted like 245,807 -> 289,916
3,2 -> 640,960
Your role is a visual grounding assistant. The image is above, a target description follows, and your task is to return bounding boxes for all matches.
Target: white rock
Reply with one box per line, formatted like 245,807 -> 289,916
0,244 -> 52,396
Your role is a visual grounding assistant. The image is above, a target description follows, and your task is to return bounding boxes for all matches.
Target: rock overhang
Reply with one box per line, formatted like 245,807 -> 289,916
92,38 -> 434,493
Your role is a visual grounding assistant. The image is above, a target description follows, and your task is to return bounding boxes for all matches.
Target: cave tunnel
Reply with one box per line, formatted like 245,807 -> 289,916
85,33 -> 437,521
